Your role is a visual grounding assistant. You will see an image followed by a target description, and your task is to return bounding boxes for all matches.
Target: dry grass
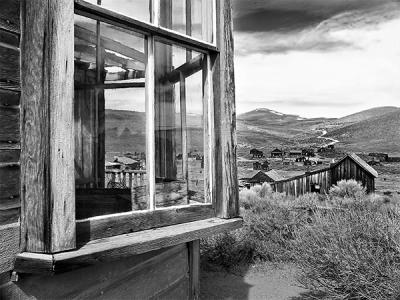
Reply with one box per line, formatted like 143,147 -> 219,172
201,181 -> 400,299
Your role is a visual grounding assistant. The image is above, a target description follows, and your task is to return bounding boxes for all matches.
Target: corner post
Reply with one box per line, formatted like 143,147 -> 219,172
20,0 -> 75,253
214,0 -> 239,218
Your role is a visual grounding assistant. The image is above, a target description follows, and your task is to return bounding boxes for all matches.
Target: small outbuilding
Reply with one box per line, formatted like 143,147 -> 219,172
271,148 -> 284,158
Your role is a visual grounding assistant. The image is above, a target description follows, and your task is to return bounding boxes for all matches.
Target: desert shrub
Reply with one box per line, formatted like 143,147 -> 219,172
201,185 -> 311,269
329,179 -> 366,199
293,201 -> 400,299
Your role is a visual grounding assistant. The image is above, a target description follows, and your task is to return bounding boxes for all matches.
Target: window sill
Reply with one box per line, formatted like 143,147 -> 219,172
14,217 -> 242,275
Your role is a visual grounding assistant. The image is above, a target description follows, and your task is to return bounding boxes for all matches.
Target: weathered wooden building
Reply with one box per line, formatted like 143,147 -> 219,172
0,0 -> 241,299
242,170 -> 285,186
271,153 -> 378,196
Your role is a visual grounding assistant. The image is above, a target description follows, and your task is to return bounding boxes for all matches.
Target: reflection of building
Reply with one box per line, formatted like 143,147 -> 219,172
113,156 -> 141,170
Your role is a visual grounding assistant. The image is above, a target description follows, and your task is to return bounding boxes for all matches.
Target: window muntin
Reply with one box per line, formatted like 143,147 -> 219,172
159,0 -> 214,43
154,41 -> 207,207
74,2 -> 214,220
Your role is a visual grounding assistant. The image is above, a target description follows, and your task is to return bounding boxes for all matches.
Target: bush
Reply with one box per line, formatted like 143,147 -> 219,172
293,202 -> 400,299
329,179 -> 366,199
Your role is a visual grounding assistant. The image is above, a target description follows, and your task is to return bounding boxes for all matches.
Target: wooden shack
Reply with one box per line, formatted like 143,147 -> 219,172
271,148 -> 283,158
0,1 -> 241,299
271,153 -> 378,196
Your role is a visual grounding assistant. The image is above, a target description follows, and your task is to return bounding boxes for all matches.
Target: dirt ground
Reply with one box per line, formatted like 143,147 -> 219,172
200,263 -> 309,300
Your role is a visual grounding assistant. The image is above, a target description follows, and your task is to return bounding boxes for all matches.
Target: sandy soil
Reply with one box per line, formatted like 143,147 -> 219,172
200,263 -> 308,300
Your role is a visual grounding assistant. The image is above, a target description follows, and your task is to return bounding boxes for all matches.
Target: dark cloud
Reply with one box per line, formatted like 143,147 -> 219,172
233,0 -> 400,33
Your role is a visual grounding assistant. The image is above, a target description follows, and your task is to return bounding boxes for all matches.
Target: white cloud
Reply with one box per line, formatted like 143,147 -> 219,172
236,9 -> 400,118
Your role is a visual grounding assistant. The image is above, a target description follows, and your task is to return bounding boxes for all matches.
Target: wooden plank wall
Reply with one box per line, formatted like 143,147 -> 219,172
272,158 -> 375,196
0,0 -> 20,226
0,0 -> 20,275
331,157 -> 375,193
1,244 -> 191,299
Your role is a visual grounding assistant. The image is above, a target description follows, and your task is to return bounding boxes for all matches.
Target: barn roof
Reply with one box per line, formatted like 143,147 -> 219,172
265,169 -> 285,181
114,156 -> 139,165
333,153 -> 378,178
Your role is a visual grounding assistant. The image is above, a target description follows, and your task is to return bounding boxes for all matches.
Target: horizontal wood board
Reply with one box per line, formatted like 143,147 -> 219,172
15,217 -> 242,274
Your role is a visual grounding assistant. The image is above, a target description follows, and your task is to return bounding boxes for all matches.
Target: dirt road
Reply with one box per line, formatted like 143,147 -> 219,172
200,263 -> 308,300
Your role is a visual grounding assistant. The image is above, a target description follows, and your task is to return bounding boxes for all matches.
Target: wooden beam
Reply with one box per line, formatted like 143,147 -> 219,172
20,0 -> 75,253
179,73 -> 188,204
164,54 -> 204,84
213,1 -> 239,218
15,218 -> 243,274
76,204 -> 214,243
75,25 -> 146,63
188,240 -> 200,300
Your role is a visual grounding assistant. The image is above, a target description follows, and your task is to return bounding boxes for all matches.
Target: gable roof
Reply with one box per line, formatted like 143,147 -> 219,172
265,169 -> 285,181
333,153 -> 378,178
271,148 -> 283,153
114,156 -> 139,165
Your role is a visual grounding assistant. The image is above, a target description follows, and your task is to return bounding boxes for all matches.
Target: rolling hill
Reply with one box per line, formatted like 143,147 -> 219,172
104,106 -> 400,158
326,109 -> 400,154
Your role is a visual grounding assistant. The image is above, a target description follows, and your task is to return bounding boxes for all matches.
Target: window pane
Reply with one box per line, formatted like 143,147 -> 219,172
154,41 -> 207,207
84,0 -> 150,22
74,15 -> 148,219
160,0 -> 214,43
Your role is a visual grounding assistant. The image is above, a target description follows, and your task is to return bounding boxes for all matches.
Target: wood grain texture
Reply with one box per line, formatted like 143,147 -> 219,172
189,240 -> 200,300
0,164 -> 19,204
20,0 -> 75,253
0,223 -> 19,273
0,106 -> 19,144
11,245 -> 188,299
0,149 -> 20,163
77,204 -> 215,243
213,0 -> 239,218
0,29 -> 19,48
16,218 -> 242,274
0,0 -> 20,33
0,45 -> 19,91
0,89 -> 20,106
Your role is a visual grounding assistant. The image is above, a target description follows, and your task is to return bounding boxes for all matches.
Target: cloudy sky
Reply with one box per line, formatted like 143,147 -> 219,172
232,0 -> 400,118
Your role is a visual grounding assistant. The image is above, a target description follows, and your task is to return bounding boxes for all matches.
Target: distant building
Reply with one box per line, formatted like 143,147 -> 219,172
250,148 -> 264,158
289,150 -> 302,157
368,153 -> 389,162
106,161 -> 122,171
295,156 -> 307,162
253,162 -> 262,170
271,148 -> 284,158
270,153 -> 378,196
242,169 -> 285,186
302,149 -> 315,157
261,160 -> 269,171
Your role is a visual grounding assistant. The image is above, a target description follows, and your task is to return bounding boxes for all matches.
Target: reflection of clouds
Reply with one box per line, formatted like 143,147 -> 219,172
105,88 -> 146,112
86,0 -> 150,21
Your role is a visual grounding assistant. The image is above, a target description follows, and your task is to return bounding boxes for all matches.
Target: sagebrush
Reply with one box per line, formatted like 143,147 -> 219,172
201,181 -> 400,299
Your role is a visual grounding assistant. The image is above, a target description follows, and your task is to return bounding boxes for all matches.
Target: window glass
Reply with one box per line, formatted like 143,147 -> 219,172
160,0 -> 214,43
74,15 -> 148,219
154,40 -> 207,207
85,0 -> 150,22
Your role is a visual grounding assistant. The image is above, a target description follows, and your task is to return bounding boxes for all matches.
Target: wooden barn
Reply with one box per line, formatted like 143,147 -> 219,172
243,170 -> 285,186
271,153 -> 378,196
0,1 -> 241,299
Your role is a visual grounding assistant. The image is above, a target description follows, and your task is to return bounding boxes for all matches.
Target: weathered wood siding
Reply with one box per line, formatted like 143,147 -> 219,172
272,168 -> 331,196
272,158 -> 375,196
0,0 -> 20,228
331,157 -> 375,193
0,243 -> 192,300
0,0 -> 21,281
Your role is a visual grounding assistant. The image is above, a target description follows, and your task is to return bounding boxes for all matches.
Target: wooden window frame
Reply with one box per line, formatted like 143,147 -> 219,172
20,0 -> 238,255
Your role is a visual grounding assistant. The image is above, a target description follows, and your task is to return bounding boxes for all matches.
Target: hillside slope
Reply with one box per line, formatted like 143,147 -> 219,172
335,106 -> 400,124
326,109 -> 400,154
